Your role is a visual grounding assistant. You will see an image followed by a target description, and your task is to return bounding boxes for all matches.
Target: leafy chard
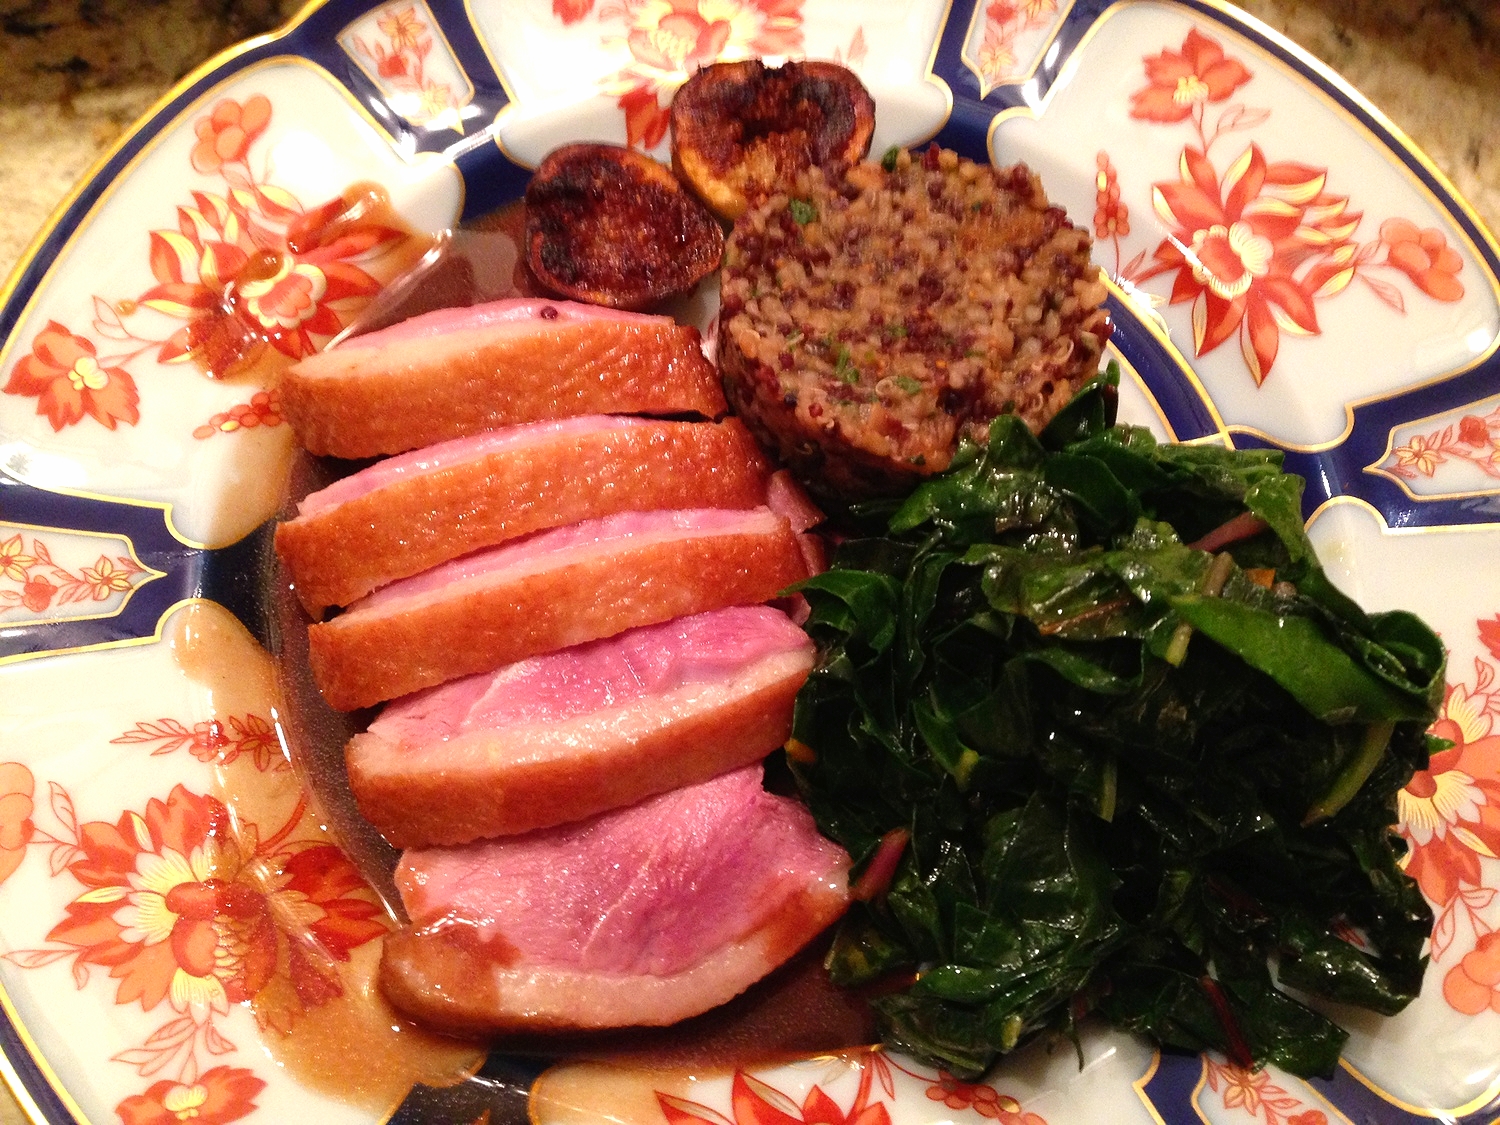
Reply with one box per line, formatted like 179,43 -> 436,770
791,365 -> 1443,1079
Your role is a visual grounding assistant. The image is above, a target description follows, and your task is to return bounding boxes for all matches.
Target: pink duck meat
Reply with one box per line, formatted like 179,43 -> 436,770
280,298 -> 725,458
346,605 -> 814,847
276,416 -> 770,614
379,764 -> 851,1034
306,507 -> 808,710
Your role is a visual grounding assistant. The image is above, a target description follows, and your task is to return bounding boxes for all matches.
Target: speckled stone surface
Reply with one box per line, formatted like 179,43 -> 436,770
0,1 -> 1497,1122
1,0 -> 1498,282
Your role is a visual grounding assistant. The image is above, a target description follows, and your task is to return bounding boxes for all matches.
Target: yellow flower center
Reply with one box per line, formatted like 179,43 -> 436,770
1399,767 -> 1483,845
647,23 -> 697,69
68,355 -> 108,392
1188,222 -> 1273,299
162,1082 -> 208,1119
1173,74 -> 1210,106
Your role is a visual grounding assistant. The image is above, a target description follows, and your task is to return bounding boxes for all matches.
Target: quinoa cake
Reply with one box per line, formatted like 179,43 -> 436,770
718,145 -> 1112,498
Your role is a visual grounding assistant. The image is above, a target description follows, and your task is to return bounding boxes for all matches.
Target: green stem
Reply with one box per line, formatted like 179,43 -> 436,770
1165,552 -> 1236,666
1303,721 -> 1396,826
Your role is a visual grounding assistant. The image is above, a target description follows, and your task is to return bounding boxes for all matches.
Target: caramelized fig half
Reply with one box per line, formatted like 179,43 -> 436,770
525,143 -> 724,310
670,59 -> 876,221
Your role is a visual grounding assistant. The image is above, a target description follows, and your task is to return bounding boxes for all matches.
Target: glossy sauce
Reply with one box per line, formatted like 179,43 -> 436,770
186,182 -> 432,382
168,602 -> 484,1110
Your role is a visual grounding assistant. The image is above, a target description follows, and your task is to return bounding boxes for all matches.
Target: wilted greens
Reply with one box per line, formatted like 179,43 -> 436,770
790,366 -> 1443,1079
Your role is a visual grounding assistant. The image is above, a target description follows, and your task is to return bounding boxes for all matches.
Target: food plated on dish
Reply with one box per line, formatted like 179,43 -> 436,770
2,2 -> 1500,1125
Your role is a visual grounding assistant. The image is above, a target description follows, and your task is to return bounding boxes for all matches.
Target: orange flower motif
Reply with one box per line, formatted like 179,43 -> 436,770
554,0 -> 597,24
0,763 -> 35,887
21,576 -> 57,613
116,1065 -> 265,1125
45,787 -> 387,1021
80,556 -> 137,600
140,186 -> 408,375
1443,930 -> 1500,1015
3,320 -> 140,432
1398,684 -> 1500,907
376,5 -> 425,50
1138,143 -> 1357,383
1380,217 -> 1464,302
1391,434 -> 1444,477
190,96 -> 272,175
926,1072 -> 1041,1122
1130,28 -> 1252,123
0,535 -> 36,582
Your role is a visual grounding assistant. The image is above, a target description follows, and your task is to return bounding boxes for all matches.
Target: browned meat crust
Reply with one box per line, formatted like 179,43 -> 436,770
671,59 -> 875,221
281,317 -> 724,459
525,143 -> 724,309
306,513 -> 808,710
275,418 -> 770,615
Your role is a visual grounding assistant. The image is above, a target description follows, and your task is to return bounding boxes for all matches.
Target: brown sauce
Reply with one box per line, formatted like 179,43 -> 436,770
186,182 -> 432,383
167,602 -> 484,1111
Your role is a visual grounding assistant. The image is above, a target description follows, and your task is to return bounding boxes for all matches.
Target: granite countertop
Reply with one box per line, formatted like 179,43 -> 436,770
1,0 -> 1498,281
0,1 -> 1497,1123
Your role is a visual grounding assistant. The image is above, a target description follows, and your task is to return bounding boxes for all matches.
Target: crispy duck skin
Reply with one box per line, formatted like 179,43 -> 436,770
275,416 -> 770,615
346,606 -> 813,847
305,507 -> 808,711
525,143 -> 724,310
279,298 -> 724,459
670,59 -> 876,221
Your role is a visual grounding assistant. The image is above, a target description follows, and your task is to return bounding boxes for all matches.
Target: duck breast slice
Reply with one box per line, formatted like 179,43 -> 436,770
347,605 -> 813,847
379,764 -> 851,1034
280,298 -> 725,458
306,507 -> 807,710
276,416 -> 770,615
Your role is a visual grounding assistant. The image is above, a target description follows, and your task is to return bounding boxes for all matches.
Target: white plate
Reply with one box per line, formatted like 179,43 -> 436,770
2,1 -> 1498,1122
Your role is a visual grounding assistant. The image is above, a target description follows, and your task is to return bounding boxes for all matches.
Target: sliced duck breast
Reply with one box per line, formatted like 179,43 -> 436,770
280,298 -> 725,458
307,507 -> 807,710
347,605 -> 813,846
276,416 -> 770,615
379,764 -> 851,1034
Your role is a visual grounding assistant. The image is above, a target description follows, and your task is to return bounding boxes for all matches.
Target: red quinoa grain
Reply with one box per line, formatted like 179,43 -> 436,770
719,148 -> 1111,497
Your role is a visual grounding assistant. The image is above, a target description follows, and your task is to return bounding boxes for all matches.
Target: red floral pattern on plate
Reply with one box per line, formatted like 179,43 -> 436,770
1398,616 -> 1500,1009
1203,1055 -> 1327,1125
1101,27 -> 1465,385
1379,400 -> 1500,483
111,714 -> 286,772
1129,28 -> 1251,125
347,3 -> 467,129
0,762 -> 35,887
0,759 -> 388,1120
656,1051 -> 1046,1125
193,390 -> 283,440
0,530 -> 152,618
2,93 -> 422,434
971,0 -> 1061,95
117,1065 -> 265,1125
3,320 -> 140,432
